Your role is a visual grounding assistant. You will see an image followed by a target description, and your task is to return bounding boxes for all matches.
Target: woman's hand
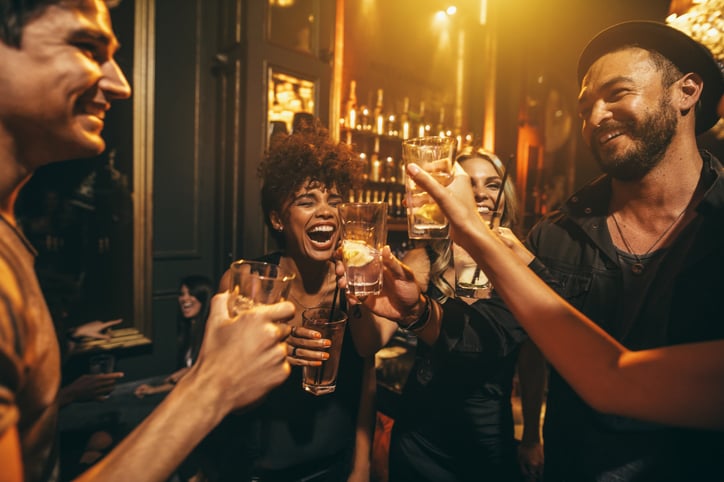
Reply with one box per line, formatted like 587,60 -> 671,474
496,227 -> 535,265
286,325 -> 327,367
72,319 -> 123,341
336,246 -> 423,325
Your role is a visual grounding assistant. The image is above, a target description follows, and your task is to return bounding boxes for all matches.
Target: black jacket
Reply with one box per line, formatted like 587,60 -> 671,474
526,151 -> 724,481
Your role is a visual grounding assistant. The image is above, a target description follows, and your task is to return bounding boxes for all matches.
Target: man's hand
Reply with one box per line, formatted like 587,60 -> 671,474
406,162 -> 489,253
186,292 -> 293,413
335,246 -> 422,324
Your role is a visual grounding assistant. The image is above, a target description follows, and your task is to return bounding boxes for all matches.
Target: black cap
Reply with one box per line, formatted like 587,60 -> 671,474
577,21 -> 724,135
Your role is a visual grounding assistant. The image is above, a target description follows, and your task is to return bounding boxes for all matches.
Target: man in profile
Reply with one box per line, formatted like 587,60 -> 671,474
520,21 -> 724,480
0,1 -> 292,481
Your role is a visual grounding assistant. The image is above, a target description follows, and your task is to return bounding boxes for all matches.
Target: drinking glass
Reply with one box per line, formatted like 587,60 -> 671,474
402,136 -> 456,239
338,202 -> 388,299
302,307 -> 348,395
453,243 -> 492,299
227,260 -> 295,317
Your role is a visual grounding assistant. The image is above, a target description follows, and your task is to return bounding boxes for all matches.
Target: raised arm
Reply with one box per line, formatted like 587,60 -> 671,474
74,294 -> 292,482
405,162 -> 724,430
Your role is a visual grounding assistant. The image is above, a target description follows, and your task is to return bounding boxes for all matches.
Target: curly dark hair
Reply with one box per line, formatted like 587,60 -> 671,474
0,0 -> 118,48
259,124 -> 364,248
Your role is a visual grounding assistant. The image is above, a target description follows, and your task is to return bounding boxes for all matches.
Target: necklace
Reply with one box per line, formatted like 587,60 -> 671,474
610,208 -> 686,275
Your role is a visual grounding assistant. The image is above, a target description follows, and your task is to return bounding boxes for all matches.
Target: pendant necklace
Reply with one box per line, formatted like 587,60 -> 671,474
610,208 -> 686,275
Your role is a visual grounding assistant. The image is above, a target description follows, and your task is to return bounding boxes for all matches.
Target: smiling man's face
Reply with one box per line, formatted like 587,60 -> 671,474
0,0 -> 131,168
578,47 -> 678,181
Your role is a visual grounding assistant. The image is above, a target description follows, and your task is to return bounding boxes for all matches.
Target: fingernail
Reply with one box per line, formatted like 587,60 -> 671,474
322,353 -> 330,360
323,339 -> 331,347
407,163 -> 420,174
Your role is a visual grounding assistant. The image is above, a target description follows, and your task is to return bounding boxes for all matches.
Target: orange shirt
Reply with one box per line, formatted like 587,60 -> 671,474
0,216 -> 61,482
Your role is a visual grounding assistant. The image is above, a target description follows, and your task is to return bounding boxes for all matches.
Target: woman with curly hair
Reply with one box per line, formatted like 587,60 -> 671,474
207,124 -> 391,481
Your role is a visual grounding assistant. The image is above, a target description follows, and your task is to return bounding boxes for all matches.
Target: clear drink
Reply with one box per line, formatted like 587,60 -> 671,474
339,202 -> 387,299
345,251 -> 382,299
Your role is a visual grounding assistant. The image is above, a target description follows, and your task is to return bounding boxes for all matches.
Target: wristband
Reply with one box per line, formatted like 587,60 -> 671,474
403,294 -> 432,331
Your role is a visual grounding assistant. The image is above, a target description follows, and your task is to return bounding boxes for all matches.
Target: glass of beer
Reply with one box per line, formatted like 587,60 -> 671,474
302,307 -> 348,395
402,136 -> 456,239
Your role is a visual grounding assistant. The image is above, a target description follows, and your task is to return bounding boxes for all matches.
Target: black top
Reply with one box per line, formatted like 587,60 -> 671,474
199,252 -> 363,481
390,246 -> 535,481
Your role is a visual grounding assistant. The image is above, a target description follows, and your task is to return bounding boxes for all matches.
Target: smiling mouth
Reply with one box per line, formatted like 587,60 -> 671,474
477,206 -> 491,214
597,128 -> 626,146
307,225 -> 335,244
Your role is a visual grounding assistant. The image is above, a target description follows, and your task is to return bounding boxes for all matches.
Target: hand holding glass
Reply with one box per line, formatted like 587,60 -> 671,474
402,136 -> 456,239
339,202 -> 388,299
302,307 -> 348,395
227,260 -> 295,317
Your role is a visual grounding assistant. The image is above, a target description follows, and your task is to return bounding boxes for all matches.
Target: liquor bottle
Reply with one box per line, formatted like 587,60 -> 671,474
374,89 -> 385,136
400,97 -> 411,140
345,80 -> 358,130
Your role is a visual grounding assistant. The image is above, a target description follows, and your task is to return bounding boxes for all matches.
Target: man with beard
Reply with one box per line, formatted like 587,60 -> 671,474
518,21 -> 724,481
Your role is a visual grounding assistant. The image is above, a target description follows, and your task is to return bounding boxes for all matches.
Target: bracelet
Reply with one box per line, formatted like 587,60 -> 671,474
403,294 -> 432,331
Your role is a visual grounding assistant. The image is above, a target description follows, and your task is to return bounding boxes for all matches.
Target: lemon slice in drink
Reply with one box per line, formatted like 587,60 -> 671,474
415,203 -> 445,224
342,240 -> 375,267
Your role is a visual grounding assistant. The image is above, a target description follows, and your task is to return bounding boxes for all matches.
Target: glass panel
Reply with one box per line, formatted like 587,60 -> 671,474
268,0 -> 317,53
268,67 -> 316,142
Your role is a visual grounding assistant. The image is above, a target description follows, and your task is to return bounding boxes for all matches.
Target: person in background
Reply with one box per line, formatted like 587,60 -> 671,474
387,147 -> 546,481
207,125 -> 388,482
134,275 -> 214,398
0,2 -> 292,481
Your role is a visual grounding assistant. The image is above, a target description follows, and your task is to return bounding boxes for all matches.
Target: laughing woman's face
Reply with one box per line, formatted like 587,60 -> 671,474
276,180 -> 343,262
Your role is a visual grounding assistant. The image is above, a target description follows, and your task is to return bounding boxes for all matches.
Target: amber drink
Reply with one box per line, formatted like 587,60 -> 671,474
302,307 -> 348,395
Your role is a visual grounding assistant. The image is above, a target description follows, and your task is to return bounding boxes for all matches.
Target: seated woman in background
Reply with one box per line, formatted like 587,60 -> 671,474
207,124 -> 389,481
134,275 -> 213,398
388,148 -> 545,481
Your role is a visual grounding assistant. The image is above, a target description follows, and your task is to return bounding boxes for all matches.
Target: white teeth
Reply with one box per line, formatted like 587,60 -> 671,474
309,225 -> 333,233
478,206 -> 490,213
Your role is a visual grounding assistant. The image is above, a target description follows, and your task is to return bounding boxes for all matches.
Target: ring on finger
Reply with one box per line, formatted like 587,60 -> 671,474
291,346 -> 298,357
291,326 -> 297,336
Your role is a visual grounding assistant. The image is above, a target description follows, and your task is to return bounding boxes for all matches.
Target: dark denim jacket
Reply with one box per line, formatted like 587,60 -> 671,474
526,151 -> 724,481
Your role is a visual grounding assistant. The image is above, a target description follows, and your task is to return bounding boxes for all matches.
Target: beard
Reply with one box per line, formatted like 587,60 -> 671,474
591,97 -> 677,181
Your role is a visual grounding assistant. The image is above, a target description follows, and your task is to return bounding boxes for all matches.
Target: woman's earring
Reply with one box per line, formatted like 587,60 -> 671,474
277,225 -> 284,232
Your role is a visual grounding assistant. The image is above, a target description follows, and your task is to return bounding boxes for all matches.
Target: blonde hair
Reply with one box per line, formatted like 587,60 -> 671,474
428,147 -> 519,299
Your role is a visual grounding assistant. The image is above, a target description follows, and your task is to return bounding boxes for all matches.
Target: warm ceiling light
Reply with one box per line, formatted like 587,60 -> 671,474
446,6 -> 458,16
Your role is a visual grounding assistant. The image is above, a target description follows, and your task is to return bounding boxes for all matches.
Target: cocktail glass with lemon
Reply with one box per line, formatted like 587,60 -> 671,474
338,202 -> 388,299
402,136 -> 456,239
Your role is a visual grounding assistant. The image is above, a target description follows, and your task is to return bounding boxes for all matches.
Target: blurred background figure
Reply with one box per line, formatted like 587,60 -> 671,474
135,275 -> 214,398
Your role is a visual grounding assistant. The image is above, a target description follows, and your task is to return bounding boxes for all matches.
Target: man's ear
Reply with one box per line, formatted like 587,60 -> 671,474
677,72 -> 704,113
